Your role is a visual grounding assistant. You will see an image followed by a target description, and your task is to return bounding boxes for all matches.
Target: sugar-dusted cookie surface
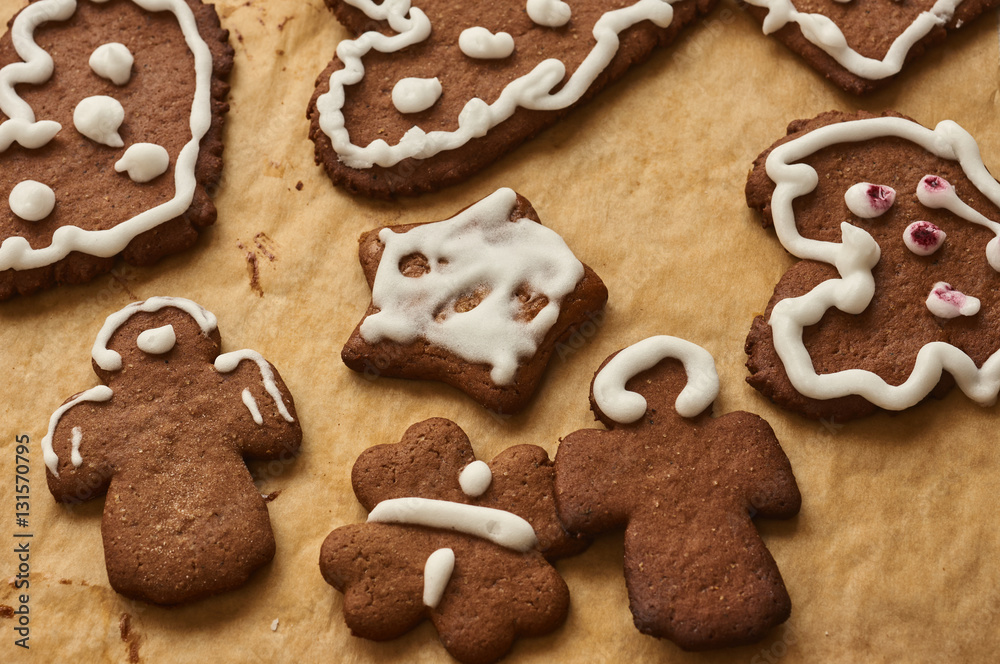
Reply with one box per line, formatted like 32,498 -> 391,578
745,110 -> 1000,421
740,0 -> 1000,95
554,336 -> 800,650
0,0 -> 233,299
42,297 -> 301,605
308,0 -> 717,197
320,417 -> 588,664
341,187 -> 608,415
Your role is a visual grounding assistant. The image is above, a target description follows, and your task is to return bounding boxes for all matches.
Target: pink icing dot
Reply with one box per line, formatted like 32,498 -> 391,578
921,175 -> 950,193
866,185 -> 895,211
844,182 -> 896,218
926,281 -> 979,318
903,221 -> 945,255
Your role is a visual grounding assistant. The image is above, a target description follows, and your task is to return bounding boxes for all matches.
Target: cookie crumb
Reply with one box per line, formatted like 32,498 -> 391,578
0,605 -> 14,619
295,181 -> 303,191
271,618 -> 279,631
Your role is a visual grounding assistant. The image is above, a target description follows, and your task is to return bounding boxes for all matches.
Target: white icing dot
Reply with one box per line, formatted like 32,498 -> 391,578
391,77 -> 442,114
844,182 -> 896,219
89,42 -> 134,86
73,95 -> 125,147
459,27 -> 515,59
526,0 -> 571,27
9,180 -> 55,221
136,324 -> 176,354
115,143 -> 170,183
926,282 -> 979,319
423,548 -> 455,608
458,460 -> 493,497
903,221 -> 946,256
916,174 -> 956,208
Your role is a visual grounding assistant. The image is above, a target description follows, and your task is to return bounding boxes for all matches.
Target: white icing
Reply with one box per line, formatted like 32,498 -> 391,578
0,0 -> 215,272
241,388 -> 264,425
136,324 -> 176,354
9,179 -> 55,221
926,282 -> 979,318
360,188 -> 584,385
458,27 -> 515,59
42,385 -> 114,476
764,116 -> 1000,411
93,297 -> 217,371
844,182 -> 895,219
316,0 -> 676,169
73,95 -> 125,147
903,221 -> 946,256
422,548 -> 455,608
526,0 -> 572,27
70,426 -> 83,468
368,497 -> 538,552
458,460 -> 492,497
743,0 -> 961,80
215,350 -> 295,423
89,42 -> 133,86
115,143 -> 170,183
391,77 -> 442,114
0,0 -> 72,151
592,336 -> 719,423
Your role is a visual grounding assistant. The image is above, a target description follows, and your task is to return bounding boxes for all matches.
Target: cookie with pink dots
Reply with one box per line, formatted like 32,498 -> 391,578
340,187 -> 608,415
307,0 -> 717,197
745,110 -> 1000,420
553,335 -> 801,650
0,0 -> 233,299
319,417 -> 588,663
740,0 -> 1000,95
42,297 -> 301,604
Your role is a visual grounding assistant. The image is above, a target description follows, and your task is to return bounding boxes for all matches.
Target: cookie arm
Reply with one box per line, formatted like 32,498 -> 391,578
552,428 -> 633,534
43,391 -> 116,503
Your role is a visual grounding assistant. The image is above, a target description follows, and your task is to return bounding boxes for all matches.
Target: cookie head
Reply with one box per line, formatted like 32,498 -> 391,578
744,111 -> 1000,420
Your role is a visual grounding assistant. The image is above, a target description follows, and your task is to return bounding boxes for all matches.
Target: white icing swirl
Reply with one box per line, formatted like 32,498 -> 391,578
422,548 -> 455,608
391,77 -> 442,114
526,0 -> 572,27
115,143 -> 170,183
458,460 -> 493,497
360,188 -> 584,385
593,336 -> 719,423
458,27 -> 515,59
764,116 -> 1000,411
136,324 -> 176,354
9,180 -> 55,221
368,497 -> 538,552
89,42 -> 134,86
73,95 -> 125,147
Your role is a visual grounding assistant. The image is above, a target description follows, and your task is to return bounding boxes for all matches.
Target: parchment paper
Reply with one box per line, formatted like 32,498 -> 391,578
2,0 -> 999,662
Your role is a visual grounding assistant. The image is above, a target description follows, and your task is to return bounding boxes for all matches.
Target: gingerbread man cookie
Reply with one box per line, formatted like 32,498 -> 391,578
308,0 -> 717,197
0,0 -> 233,298
320,417 -> 588,663
745,110 -> 1000,420
554,336 -> 800,650
42,297 -> 301,604
341,187 -> 608,415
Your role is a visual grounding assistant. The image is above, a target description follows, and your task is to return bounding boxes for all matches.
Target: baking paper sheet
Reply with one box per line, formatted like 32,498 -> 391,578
2,0 -> 999,661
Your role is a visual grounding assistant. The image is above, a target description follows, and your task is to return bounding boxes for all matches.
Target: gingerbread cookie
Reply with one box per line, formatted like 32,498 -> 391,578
319,417 -> 587,663
554,336 -> 800,650
42,297 -> 301,604
740,0 -> 1000,94
308,0 -> 717,197
745,110 -> 1000,420
341,187 -> 608,414
0,0 -> 233,299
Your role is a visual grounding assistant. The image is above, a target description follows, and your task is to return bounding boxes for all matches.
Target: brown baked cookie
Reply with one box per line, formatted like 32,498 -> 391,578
320,417 -> 588,664
739,0 -> 1000,95
745,110 -> 1000,421
0,0 -> 233,299
42,297 -> 301,605
341,188 -> 608,415
554,336 -> 800,650
308,0 -> 717,198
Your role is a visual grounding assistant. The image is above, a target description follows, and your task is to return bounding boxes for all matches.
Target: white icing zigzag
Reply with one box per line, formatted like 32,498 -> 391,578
764,116 -> 1000,411
316,0 -> 679,169
743,0 -> 962,80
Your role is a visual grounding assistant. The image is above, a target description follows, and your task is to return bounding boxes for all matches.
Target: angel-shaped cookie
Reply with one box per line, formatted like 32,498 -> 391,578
308,0 -> 717,197
745,110 -> 1000,420
554,336 -> 800,650
42,297 -> 301,604
0,0 -> 233,298
320,418 -> 588,664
